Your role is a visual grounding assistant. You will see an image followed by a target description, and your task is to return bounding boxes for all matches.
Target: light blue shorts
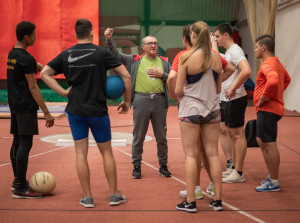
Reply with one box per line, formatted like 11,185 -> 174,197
68,113 -> 111,143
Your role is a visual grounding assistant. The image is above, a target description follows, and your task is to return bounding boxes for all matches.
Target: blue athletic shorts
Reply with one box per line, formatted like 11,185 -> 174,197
67,113 -> 111,143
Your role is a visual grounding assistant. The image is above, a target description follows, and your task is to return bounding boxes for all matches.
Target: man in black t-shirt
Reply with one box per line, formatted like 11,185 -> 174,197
41,18 -> 131,208
7,21 -> 54,199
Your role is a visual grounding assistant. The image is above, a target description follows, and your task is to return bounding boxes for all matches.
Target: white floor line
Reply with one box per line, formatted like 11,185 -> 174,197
0,146 -> 69,167
0,139 -> 266,223
113,146 -> 266,223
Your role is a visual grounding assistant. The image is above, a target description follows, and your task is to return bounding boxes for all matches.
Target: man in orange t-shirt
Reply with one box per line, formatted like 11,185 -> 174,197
253,34 -> 291,192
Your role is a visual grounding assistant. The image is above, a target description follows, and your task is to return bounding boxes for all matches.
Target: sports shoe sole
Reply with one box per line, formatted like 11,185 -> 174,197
209,204 -> 223,211
80,202 -> 94,208
176,206 -> 197,213
256,187 -> 280,192
222,178 -> 245,183
158,172 -> 171,178
12,194 -> 43,199
109,199 -> 127,206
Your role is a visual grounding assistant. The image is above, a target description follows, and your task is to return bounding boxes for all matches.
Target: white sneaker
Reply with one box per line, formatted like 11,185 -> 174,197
222,167 -> 233,177
206,182 -> 215,196
222,170 -> 245,183
179,188 -> 203,199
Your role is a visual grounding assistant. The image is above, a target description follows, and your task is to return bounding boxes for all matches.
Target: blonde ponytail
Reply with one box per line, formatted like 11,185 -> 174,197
180,21 -> 212,72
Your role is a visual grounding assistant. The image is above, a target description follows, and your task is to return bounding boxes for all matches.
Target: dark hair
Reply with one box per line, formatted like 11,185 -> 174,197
75,18 -> 93,39
16,21 -> 35,41
256,34 -> 275,53
214,23 -> 232,38
182,24 -> 192,47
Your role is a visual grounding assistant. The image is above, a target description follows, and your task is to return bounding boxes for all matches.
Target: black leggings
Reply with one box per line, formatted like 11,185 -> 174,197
10,134 -> 33,189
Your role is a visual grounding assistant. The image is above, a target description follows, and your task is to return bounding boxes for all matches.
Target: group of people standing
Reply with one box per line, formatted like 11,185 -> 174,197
167,22 -> 290,212
7,18 -> 290,213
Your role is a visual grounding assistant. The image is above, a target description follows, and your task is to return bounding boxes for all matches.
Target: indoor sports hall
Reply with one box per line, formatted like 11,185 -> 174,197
0,1 -> 300,222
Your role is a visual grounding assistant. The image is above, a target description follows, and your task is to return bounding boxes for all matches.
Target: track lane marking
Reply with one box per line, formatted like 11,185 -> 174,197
113,146 -> 267,223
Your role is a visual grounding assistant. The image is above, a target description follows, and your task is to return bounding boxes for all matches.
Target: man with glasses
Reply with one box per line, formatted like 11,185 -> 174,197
105,28 -> 171,179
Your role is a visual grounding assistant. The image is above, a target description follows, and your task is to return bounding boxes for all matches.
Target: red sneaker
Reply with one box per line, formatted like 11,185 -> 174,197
12,188 -> 43,199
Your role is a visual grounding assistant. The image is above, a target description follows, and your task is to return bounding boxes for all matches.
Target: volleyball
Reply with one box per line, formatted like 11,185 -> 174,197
29,171 -> 56,195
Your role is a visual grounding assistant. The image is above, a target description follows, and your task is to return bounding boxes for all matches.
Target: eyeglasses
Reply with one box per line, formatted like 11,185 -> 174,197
144,42 -> 158,46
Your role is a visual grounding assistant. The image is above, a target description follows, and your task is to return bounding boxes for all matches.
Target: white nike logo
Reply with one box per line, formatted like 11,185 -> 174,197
68,52 -> 93,63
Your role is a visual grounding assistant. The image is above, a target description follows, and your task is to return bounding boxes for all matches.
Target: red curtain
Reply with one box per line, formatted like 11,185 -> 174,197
0,0 -> 99,79
61,0 -> 99,51
0,0 -> 23,79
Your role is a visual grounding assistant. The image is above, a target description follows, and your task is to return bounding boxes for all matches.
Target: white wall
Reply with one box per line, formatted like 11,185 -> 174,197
276,1 -> 300,112
237,1 -> 255,81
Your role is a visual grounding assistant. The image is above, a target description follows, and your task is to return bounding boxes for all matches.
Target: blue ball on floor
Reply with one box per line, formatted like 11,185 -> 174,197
106,75 -> 125,100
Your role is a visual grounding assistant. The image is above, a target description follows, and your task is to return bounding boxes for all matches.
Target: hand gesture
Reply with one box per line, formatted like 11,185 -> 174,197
147,66 -> 163,78
117,101 -> 129,114
210,33 -> 218,50
104,28 -> 114,39
257,95 -> 271,108
225,88 -> 236,100
64,86 -> 72,97
44,112 -> 54,128
36,62 -> 44,73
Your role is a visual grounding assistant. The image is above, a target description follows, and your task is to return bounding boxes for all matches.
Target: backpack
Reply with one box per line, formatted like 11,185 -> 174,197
245,119 -> 259,147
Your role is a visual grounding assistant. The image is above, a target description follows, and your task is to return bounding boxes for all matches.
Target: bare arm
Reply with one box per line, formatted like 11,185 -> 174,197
111,64 -> 131,114
222,63 -> 235,82
104,28 -> 133,65
166,70 -> 178,100
25,73 -> 54,128
40,65 -> 71,97
212,52 -> 223,94
225,59 -> 251,99
175,63 -> 187,99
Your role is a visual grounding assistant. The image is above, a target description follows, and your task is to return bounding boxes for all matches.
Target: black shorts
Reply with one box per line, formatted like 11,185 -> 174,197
220,96 -> 247,128
10,113 -> 39,135
256,110 -> 282,143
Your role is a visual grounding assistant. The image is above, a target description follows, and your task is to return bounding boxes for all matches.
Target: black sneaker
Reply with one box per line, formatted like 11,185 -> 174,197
132,165 -> 141,179
209,200 -> 223,211
11,180 -> 29,191
176,200 -> 197,213
159,164 -> 171,177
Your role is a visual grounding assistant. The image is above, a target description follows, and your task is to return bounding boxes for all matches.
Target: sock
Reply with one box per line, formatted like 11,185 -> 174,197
227,159 -> 233,168
237,170 -> 243,176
